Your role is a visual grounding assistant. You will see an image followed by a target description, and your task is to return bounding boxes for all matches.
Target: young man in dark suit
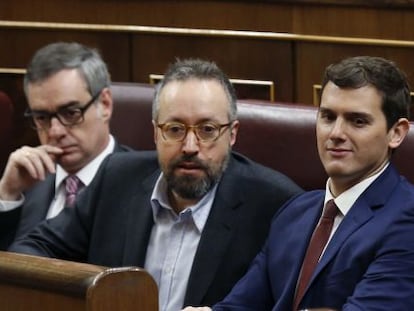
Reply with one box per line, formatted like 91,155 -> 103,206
0,42 -> 129,249
185,56 -> 414,311
9,58 -> 303,310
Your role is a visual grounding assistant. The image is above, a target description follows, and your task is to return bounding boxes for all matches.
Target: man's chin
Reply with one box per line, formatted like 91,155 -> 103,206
57,154 -> 82,171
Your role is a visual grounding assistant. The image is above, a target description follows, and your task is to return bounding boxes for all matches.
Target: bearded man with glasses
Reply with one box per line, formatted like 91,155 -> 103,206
10,58 -> 302,310
0,42 -> 130,249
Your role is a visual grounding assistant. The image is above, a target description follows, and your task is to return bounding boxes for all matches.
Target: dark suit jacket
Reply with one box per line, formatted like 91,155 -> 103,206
215,163 -> 414,311
10,150 -> 303,307
0,142 -> 129,250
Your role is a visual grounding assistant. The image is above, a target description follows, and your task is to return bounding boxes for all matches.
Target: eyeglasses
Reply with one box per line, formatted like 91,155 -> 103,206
157,121 -> 233,142
24,90 -> 102,131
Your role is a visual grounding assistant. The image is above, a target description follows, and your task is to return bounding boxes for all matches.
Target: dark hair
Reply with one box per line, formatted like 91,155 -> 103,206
24,42 -> 110,97
321,56 -> 411,129
152,58 -> 237,121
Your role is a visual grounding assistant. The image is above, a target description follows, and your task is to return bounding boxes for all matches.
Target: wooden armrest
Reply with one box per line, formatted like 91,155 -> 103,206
0,251 -> 158,311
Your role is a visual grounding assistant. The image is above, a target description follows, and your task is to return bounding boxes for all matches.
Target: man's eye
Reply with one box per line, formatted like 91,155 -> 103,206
199,124 -> 217,133
60,109 -> 80,120
353,118 -> 368,127
320,112 -> 335,122
33,114 -> 48,122
167,125 -> 185,133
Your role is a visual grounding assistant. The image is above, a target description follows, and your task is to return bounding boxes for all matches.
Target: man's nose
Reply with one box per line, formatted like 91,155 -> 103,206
47,116 -> 67,136
329,119 -> 346,139
181,129 -> 200,153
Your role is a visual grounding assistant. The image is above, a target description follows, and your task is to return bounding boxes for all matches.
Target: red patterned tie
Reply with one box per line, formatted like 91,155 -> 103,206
65,175 -> 83,207
293,199 -> 338,311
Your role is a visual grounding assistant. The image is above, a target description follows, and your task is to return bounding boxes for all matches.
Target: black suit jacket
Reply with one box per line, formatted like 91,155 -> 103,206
0,142 -> 129,250
10,150 -> 303,307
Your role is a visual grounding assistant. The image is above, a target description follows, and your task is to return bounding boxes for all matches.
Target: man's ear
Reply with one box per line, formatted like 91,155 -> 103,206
152,120 -> 158,144
98,87 -> 113,121
229,120 -> 240,147
388,117 -> 410,149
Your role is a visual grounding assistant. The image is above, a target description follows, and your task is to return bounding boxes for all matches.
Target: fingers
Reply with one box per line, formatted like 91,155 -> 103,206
15,145 -> 63,180
0,145 -> 62,200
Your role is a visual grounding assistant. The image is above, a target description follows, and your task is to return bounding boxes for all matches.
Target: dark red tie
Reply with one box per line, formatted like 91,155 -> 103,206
293,199 -> 339,311
65,175 -> 83,207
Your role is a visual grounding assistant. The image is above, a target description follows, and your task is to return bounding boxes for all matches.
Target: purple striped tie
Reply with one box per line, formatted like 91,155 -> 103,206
65,175 -> 83,208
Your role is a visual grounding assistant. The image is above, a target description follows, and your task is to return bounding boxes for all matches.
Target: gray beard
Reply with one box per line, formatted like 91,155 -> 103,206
165,152 -> 230,200
167,173 -> 215,200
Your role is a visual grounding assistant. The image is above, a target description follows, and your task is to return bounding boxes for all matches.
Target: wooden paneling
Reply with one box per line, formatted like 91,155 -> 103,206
0,29 -> 131,81
265,0 -> 414,7
1,21 -> 414,105
292,5 -> 414,40
0,1 -> 294,32
295,42 -> 414,104
132,34 -> 293,101
1,1 -> 414,40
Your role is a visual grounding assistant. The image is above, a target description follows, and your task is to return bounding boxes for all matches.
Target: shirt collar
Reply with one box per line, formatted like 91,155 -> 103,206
325,161 -> 389,216
150,173 -> 218,233
55,135 -> 115,191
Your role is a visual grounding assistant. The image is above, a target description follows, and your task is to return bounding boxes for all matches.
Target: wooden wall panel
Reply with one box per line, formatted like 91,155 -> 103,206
295,42 -> 414,105
0,29 -> 131,81
292,5 -> 414,40
0,1 -> 294,32
132,34 -> 294,102
1,1 -> 414,40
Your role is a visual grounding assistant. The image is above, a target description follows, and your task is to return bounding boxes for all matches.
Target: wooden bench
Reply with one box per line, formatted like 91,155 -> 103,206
0,251 -> 158,311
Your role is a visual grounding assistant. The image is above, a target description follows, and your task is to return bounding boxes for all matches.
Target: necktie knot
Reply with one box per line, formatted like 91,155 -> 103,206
322,199 -> 339,220
65,175 -> 83,207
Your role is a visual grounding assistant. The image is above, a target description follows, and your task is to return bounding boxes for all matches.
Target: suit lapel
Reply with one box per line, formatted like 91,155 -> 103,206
184,160 -> 243,305
313,200 -> 373,280
122,170 -> 159,266
282,194 -> 326,300
113,141 -> 132,153
308,164 -> 400,293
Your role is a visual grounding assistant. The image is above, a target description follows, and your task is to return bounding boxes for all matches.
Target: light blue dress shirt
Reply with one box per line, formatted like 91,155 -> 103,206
145,173 -> 218,311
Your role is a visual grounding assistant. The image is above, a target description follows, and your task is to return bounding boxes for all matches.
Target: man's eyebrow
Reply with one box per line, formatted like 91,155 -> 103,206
318,107 -> 333,114
30,101 -> 82,113
344,111 -> 372,119
59,100 -> 83,109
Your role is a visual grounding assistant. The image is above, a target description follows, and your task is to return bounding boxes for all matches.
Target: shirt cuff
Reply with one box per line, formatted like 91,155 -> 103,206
0,194 -> 25,212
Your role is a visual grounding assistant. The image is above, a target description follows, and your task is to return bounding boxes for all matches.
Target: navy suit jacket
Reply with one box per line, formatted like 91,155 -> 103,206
215,163 -> 414,311
0,142 -> 129,250
10,150 -> 303,307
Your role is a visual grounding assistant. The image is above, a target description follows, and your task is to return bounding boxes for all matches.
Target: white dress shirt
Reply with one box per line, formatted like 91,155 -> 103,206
322,161 -> 389,252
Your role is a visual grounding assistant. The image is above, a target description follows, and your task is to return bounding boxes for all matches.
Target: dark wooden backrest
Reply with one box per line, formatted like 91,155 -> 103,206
0,251 -> 158,311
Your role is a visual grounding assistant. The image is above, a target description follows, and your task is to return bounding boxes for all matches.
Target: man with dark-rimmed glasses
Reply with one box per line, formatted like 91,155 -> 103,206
0,42 -> 129,249
10,58 -> 302,310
